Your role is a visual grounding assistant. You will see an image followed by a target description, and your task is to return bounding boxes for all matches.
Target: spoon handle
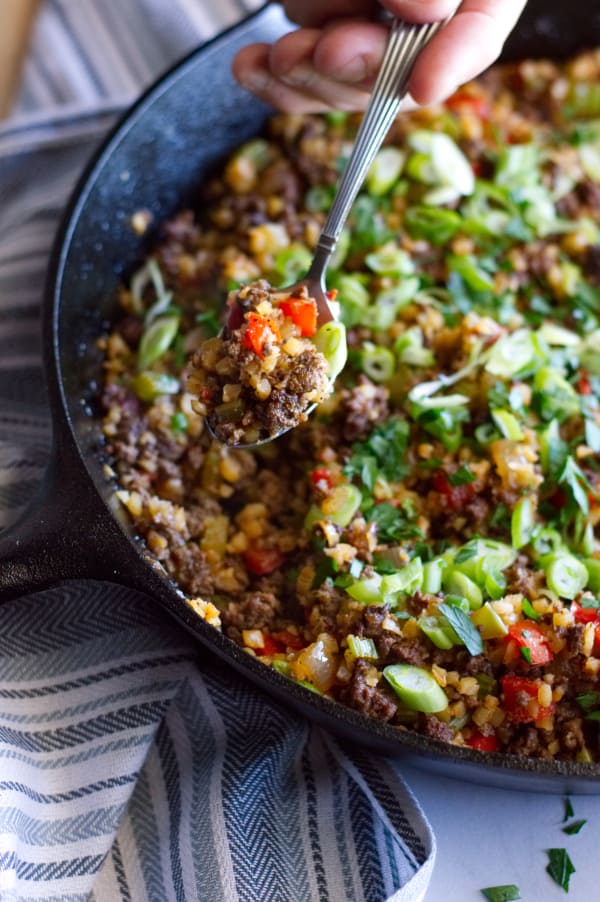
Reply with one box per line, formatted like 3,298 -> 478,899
307,17 -> 447,277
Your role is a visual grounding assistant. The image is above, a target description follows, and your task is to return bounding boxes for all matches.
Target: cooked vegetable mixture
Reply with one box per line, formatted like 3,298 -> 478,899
184,280 -> 339,445
101,49 -> 600,760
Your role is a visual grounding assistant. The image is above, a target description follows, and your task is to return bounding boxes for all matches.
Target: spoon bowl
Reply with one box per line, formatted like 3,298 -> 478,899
205,16 -> 449,448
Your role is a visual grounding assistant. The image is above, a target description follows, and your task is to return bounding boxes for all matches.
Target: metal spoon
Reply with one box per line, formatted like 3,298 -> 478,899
208,15 -> 448,447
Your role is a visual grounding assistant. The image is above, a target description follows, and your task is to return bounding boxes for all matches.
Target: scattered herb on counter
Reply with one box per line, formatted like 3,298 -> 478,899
480,886 -> 521,902
562,819 -> 587,836
546,848 -> 575,893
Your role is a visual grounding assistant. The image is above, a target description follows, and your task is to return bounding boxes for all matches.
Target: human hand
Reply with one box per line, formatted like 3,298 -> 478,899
232,0 -> 528,113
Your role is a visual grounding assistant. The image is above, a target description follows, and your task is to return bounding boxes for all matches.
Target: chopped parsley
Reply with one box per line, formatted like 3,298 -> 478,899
562,819 -> 587,836
344,417 -> 410,492
563,797 -> 575,822
546,848 -> 575,893
448,464 -> 476,487
365,501 -> 422,543
480,886 -> 521,902
439,603 -> 484,655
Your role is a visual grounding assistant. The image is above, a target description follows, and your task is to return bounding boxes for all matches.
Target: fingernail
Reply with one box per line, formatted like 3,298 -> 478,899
280,63 -> 314,88
335,55 -> 369,84
239,69 -> 271,93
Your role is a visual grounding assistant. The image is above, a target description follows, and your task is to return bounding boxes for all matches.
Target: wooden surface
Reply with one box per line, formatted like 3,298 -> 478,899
0,0 -> 40,118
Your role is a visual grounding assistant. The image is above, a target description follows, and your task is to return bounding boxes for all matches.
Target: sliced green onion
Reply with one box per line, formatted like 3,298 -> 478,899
407,130 -> 475,198
364,244 -> 415,276
323,484 -> 362,527
336,274 -> 371,327
531,527 -> 565,559
394,327 -> 435,367
274,244 -> 312,283
491,408 -> 524,441
383,663 -> 449,713
235,137 -> 272,169
346,635 -> 378,662
381,558 -> 423,597
579,143 -> 600,183
137,315 -> 180,371
360,344 -> 396,383
544,553 -> 588,599
314,321 -> 348,382
495,143 -> 539,190
443,570 -> 483,610
366,146 -> 405,195
584,558 -> 600,593
448,254 -> 495,292
421,558 -> 445,595
130,371 -> 180,402
511,496 -> 535,549
345,572 -> 384,604
483,567 -> 507,600
579,330 -> 600,375
404,206 -> 462,244
362,280 -> 419,331
485,328 -> 547,377
471,603 -> 508,639
538,322 -> 580,346
532,367 -> 580,422
304,184 -> 335,212
418,615 -> 458,649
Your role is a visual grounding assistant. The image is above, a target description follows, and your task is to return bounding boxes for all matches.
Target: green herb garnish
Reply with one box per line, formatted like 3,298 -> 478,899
344,417 -> 410,492
521,598 -> 540,621
438,604 -> 483,655
546,848 -> 575,892
563,797 -> 574,822
562,819 -> 587,835
448,465 -> 476,487
480,885 -> 521,902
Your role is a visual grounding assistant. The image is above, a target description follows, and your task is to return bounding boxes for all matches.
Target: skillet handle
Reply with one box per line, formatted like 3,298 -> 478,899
0,432 -> 139,601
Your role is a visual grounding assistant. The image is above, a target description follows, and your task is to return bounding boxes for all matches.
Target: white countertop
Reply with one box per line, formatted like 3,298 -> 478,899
402,764 -> 598,901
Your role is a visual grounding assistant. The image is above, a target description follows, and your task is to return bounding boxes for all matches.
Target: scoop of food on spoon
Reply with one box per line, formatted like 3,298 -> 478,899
185,15 -> 450,448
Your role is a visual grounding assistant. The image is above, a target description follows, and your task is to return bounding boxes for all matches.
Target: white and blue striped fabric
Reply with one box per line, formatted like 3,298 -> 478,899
0,3 -> 435,899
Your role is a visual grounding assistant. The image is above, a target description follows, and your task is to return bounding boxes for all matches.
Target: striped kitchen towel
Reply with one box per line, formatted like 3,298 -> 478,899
0,2 -> 435,899
0,583 -> 434,902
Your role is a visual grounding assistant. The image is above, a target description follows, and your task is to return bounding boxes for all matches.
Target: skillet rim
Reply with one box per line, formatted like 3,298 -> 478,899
45,0 -> 600,790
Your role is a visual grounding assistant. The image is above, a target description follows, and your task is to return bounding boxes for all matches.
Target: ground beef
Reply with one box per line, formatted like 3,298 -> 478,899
357,607 -> 430,665
503,725 -> 542,757
337,377 -> 390,442
338,660 -> 398,722
505,556 -> 541,598
419,714 -> 454,744
583,244 -> 600,284
464,654 -> 494,677
566,624 -> 586,655
221,590 -> 282,637
557,716 -> 586,753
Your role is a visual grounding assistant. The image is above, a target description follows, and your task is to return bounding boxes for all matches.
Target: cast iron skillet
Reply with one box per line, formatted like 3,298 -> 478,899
1,1 -> 599,792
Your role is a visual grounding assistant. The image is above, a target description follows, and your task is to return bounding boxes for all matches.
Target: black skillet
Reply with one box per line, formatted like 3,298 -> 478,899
1,1 -> 599,792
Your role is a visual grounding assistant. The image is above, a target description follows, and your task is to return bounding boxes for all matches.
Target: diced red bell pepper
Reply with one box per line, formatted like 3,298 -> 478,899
243,545 -> 286,576
432,471 -> 476,511
506,621 -> 554,665
501,674 -> 554,723
572,600 -> 600,649
446,90 -> 490,118
578,374 -> 592,396
466,731 -> 500,752
311,467 -> 334,491
278,297 -> 317,337
242,313 -> 280,358
271,629 -> 305,650
257,634 -> 284,656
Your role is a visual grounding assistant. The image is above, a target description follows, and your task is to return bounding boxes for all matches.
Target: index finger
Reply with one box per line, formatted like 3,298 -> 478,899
407,0 -> 528,104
